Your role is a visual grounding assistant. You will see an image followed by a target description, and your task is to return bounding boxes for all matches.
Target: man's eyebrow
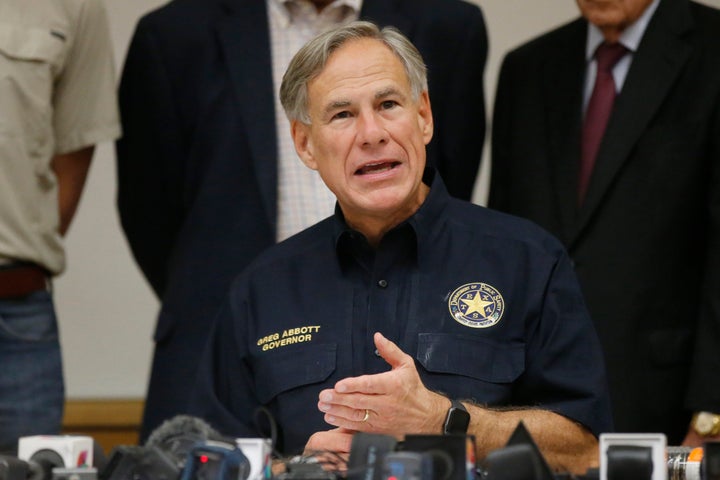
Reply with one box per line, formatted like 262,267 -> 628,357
322,87 -> 406,115
324,99 -> 351,115
376,86 -> 405,100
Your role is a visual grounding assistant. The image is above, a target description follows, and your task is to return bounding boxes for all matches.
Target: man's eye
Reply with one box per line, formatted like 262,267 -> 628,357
332,111 -> 351,120
380,100 -> 398,109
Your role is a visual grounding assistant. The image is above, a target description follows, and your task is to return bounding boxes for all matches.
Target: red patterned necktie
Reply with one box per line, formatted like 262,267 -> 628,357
578,42 -> 628,205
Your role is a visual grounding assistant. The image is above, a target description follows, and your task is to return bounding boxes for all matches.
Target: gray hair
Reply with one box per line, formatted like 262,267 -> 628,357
280,20 -> 428,124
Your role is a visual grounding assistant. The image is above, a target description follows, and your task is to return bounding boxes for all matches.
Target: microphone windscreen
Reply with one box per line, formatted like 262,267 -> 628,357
145,415 -> 222,467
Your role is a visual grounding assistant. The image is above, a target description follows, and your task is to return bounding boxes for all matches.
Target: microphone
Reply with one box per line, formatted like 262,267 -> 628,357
400,435 -> 473,480
101,415 -> 224,480
480,422 -> 553,480
17,435 -> 103,480
24,451 -> 62,480
379,451 -> 449,480
0,454 -> 52,480
147,416 -> 250,480
99,445 -> 178,480
0,455 -> 30,480
347,432 -> 397,480
180,438 -> 250,480
145,415 -> 223,470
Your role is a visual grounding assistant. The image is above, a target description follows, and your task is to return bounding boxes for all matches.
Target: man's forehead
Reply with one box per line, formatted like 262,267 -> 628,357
312,39 -> 407,89
324,38 -> 401,74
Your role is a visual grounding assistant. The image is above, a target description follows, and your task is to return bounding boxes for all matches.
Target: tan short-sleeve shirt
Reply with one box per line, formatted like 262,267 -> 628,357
0,0 -> 121,274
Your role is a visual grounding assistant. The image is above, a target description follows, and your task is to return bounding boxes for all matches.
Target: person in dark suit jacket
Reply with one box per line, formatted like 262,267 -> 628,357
489,0 -> 720,445
117,0 -> 487,440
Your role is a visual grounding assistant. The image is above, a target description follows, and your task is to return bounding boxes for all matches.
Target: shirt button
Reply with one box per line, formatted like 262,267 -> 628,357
377,279 -> 388,288
374,349 -> 381,357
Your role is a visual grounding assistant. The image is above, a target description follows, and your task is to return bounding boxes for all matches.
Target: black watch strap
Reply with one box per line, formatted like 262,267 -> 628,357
443,399 -> 470,434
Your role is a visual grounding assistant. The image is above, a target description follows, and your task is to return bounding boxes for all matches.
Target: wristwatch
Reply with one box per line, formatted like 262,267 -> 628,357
443,399 -> 470,434
691,411 -> 720,436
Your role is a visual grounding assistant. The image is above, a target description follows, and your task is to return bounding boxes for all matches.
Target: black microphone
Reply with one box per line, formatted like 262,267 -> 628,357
99,445 -> 178,480
0,454 -> 54,480
180,438 -> 250,480
380,449 -> 454,480
347,432 -> 397,480
480,422 -> 554,480
145,415 -> 224,470
400,435 -> 473,480
0,455 -> 29,480
100,415 -> 221,480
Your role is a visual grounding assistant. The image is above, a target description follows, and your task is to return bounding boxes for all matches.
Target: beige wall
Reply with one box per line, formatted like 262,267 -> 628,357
56,0 -> 167,398
56,0 -> 720,398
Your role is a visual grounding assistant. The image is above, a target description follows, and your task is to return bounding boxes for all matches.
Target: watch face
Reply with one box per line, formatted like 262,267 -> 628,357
695,412 -> 716,435
444,405 -> 470,434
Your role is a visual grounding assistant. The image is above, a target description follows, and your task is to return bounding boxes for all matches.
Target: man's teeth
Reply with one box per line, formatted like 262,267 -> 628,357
358,162 -> 394,174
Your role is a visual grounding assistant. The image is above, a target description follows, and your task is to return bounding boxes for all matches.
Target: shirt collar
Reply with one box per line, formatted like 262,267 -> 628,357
585,0 -> 661,60
268,0 -> 363,28
333,168 -> 451,265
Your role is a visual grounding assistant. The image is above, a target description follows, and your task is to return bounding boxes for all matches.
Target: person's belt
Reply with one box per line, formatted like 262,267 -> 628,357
0,263 -> 50,298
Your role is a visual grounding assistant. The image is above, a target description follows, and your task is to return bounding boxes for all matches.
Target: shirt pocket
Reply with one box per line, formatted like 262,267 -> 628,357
416,333 -> 525,402
0,23 -> 65,63
0,23 -> 64,154
252,343 -> 337,404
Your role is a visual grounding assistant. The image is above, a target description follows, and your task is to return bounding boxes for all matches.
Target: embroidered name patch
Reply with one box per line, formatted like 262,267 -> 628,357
256,325 -> 321,351
448,282 -> 504,328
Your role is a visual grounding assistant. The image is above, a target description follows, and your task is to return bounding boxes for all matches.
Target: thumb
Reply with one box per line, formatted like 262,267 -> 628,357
374,332 -> 411,370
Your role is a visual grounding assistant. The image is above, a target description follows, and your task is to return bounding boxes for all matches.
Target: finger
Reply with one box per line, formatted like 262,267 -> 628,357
318,388 -> 335,402
373,332 -> 412,369
319,389 -> 375,412
334,374 -> 383,395
324,408 -> 376,432
319,398 -> 372,423
304,428 -> 354,456
331,335 -> 412,395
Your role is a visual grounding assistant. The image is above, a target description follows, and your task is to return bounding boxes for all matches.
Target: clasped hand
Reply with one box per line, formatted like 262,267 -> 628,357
304,332 -> 449,455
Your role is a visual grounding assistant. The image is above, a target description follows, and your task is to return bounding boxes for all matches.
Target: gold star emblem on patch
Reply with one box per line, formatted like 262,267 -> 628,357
460,291 -> 494,317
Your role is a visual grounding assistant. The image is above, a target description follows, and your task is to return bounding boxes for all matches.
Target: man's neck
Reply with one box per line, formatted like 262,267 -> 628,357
599,27 -> 623,44
344,183 -> 431,249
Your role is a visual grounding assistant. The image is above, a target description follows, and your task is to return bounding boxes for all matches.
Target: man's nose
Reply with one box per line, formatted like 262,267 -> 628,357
358,111 -> 388,147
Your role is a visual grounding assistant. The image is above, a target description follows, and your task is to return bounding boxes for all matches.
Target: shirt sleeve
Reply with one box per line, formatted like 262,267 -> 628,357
517,249 -> 614,437
53,0 -> 120,154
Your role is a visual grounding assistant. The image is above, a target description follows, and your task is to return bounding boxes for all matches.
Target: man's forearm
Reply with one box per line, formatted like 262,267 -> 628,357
52,146 -> 94,235
465,403 -> 598,475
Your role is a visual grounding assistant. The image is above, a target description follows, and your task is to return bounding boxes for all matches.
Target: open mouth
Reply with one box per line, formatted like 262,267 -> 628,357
355,161 -> 401,175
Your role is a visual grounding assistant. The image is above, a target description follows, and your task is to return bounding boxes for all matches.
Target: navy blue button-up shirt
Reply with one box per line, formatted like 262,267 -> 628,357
191,169 -> 612,454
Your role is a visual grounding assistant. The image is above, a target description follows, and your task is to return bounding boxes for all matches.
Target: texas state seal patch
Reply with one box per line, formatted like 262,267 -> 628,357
448,282 -> 505,328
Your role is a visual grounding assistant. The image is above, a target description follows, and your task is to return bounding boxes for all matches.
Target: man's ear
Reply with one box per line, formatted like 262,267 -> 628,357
417,90 -> 434,145
291,120 -> 318,170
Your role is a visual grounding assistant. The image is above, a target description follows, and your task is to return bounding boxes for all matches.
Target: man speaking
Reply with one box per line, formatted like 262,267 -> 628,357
190,21 -> 612,474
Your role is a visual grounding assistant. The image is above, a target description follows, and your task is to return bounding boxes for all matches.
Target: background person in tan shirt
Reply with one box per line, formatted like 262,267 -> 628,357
0,0 -> 120,453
